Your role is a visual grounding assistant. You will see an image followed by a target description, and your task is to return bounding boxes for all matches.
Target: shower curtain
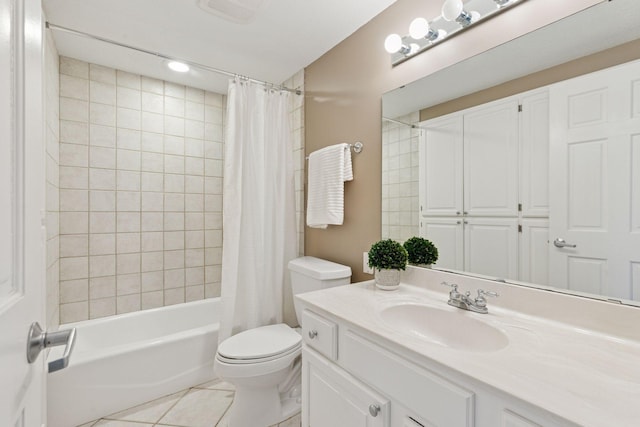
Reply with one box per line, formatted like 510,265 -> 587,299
219,78 -> 297,342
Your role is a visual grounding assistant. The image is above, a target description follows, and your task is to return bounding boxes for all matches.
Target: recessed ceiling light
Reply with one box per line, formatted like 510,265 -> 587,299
168,61 -> 190,73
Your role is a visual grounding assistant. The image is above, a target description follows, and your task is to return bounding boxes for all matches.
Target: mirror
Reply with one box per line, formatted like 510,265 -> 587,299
381,0 -> 640,306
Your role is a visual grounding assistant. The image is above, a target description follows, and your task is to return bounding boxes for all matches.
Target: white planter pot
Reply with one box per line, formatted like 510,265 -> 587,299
374,269 -> 401,290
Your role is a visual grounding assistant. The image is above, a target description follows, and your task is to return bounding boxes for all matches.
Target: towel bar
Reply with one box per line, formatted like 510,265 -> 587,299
306,142 -> 363,160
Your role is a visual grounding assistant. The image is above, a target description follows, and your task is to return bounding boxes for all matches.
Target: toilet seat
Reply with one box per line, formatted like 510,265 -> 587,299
217,323 -> 301,363
215,324 -> 301,379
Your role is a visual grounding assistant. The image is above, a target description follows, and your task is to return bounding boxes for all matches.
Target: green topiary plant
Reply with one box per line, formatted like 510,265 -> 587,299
368,239 -> 408,271
403,236 -> 438,266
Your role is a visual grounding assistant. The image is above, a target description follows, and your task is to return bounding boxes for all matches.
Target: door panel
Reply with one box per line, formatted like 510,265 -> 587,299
421,218 -> 463,271
464,99 -> 519,217
567,257 -> 607,295
520,91 -> 550,217
464,218 -> 518,281
519,219 -> 549,286
420,114 -> 463,217
567,139 -> 607,230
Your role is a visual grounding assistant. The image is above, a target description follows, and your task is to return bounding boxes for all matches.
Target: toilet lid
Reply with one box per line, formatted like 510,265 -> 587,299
218,324 -> 301,361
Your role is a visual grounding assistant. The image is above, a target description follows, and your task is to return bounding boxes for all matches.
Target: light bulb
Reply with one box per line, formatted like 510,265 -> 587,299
384,34 -> 403,54
409,17 -> 429,40
442,0 -> 464,21
168,61 -> 189,73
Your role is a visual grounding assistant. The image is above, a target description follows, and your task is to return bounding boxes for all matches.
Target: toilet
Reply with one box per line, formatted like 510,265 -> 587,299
214,256 -> 351,427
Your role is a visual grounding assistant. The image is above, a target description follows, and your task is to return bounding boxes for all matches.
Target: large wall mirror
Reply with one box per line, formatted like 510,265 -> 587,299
382,0 -> 640,306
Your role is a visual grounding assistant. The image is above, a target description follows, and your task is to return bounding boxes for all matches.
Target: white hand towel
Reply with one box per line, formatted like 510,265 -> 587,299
306,143 -> 353,228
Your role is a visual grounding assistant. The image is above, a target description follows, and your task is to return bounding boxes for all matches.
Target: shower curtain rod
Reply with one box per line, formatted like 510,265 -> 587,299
45,22 -> 303,95
382,117 -> 417,128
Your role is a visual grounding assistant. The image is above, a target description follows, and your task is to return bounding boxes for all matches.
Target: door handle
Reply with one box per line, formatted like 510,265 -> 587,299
27,322 -> 77,373
553,238 -> 577,248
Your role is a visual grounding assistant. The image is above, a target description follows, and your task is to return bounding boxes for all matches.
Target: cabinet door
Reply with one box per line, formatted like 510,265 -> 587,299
421,218 -> 463,271
519,219 -> 549,285
520,91 -> 550,217
302,347 -> 390,427
464,218 -> 518,281
419,114 -> 464,217
464,99 -> 519,216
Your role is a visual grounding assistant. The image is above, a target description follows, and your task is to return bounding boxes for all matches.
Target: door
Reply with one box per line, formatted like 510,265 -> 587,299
420,218 -> 464,271
520,219 -> 549,286
549,59 -> 640,300
464,99 -> 519,217
302,348 -> 389,427
420,114 -> 464,217
0,0 -> 46,425
464,218 -> 518,281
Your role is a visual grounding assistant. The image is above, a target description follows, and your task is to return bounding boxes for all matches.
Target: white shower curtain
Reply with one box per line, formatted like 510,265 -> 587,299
219,78 -> 297,342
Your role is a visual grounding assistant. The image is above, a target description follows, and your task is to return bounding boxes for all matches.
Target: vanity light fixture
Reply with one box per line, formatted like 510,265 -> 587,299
384,33 -> 411,54
409,17 -> 446,42
167,61 -> 190,72
442,0 -> 479,27
384,0 -> 528,66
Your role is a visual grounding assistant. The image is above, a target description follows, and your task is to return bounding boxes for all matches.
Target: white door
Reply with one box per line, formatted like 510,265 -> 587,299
464,99 -> 519,217
520,219 -> 549,286
302,348 -> 389,427
519,90 -> 550,218
0,0 -> 47,425
549,59 -> 640,300
419,114 -> 464,217
420,218 -> 464,271
464,217 -> 518,281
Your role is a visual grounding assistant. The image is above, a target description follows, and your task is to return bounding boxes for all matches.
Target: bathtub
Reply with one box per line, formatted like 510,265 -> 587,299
47,298 -> 220,427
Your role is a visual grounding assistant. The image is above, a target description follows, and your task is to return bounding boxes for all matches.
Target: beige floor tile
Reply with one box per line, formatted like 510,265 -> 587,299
93,420 -> 154,426
157,388 -> 233,427
195,379 -> 235,391
102,391 -> 186,423
278,413 -> 301,427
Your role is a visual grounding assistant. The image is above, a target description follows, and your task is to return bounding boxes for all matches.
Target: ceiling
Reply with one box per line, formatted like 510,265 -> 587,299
43,0 -> 397,94
383,0 -> 640,118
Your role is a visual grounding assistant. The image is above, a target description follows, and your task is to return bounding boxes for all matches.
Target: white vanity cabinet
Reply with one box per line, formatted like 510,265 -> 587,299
301,307 -> 578,427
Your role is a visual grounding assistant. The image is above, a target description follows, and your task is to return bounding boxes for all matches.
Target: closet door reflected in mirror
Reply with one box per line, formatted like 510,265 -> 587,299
417,91 -> 548,284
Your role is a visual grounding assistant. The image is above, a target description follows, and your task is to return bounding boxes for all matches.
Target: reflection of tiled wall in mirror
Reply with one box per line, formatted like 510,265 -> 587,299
381,111 -> 419,243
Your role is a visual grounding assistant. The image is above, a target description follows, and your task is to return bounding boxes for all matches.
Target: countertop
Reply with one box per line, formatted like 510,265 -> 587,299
296,280 -> 640,427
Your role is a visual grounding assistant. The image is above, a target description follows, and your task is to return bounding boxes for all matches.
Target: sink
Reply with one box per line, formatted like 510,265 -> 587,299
379,303 -> 509,352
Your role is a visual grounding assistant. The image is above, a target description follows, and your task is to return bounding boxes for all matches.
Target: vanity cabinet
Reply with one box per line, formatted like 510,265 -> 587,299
301,307 -> 577,427
419,90 -> 549,283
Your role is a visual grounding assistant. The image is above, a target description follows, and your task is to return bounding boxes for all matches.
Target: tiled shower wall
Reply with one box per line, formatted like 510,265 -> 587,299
57,57 -> 224,323
282,70 -> 305,258
381,111 -> 419,243
45,30 -> 60,328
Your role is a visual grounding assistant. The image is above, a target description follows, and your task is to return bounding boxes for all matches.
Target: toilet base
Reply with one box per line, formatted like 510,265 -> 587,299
227,381 -> 301,427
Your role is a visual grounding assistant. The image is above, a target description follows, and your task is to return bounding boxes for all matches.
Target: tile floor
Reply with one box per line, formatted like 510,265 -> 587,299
77,379 -> 301,427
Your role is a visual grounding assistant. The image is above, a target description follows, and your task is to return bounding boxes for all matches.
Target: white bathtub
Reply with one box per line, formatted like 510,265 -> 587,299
47,298 -> 220,427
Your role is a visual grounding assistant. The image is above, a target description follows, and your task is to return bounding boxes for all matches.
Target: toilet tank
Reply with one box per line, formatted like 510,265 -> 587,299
288,256 -> 351,322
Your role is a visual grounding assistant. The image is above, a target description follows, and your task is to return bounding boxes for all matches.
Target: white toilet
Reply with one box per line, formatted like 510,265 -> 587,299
214,256 -> 351,427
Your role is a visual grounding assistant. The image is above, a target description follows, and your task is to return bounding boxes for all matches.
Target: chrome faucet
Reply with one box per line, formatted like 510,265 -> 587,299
441,282 -> 499,314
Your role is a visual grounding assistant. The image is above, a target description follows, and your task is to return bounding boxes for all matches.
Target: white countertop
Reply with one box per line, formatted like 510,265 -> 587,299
296,279 -> 640,427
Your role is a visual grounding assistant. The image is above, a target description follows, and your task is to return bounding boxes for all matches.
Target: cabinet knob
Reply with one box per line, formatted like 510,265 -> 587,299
369,404 -> 381,417
308,330 -> 318,339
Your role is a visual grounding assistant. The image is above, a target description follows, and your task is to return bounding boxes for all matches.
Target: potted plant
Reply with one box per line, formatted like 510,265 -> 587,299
403,236 -> 438,267
367,239 -> 408,290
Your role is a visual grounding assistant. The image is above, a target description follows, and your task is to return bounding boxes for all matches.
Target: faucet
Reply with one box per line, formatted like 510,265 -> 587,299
441,282 -> 498,314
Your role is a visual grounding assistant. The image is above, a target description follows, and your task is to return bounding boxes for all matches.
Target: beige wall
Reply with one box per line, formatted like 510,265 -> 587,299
304,0 -> 601,282
421,38 -> 640,121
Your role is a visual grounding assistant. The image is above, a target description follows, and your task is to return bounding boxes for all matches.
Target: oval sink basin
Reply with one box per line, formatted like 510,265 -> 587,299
380,303 -> 509,352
